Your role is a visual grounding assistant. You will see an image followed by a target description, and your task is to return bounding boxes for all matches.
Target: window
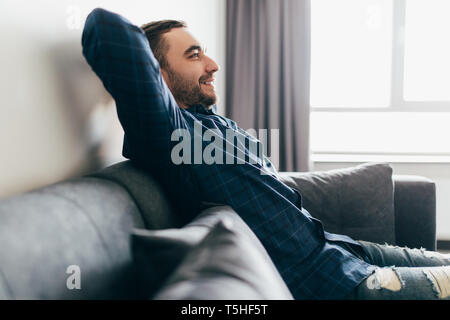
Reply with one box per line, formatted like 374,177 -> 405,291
404,1 -> 450,101
310,0 -> 450,161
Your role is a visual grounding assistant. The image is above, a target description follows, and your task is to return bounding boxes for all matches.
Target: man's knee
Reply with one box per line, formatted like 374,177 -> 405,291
423,267 -> 450,299
365,267 -> 403,292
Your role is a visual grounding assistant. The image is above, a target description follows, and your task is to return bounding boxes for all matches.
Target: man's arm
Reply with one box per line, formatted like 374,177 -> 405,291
81,8 -> 186,168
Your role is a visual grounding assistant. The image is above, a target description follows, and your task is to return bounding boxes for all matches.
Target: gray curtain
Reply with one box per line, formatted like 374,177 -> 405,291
226,0 -> 312,172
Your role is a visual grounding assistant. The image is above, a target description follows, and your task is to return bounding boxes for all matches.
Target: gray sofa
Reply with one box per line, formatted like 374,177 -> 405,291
0,160 -> 436,299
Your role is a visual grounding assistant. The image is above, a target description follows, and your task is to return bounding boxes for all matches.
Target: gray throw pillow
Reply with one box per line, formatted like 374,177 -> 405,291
278,162 -> 395,245
131,225 -> 210,298
131,205 -> 259,298
154,220 -> 294,300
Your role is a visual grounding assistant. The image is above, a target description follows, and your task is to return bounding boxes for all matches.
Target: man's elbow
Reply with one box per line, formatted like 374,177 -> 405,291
81,8 -> 114,70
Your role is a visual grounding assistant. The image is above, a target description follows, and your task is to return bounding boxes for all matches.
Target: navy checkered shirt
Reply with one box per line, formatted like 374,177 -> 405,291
82,8 -> 376,299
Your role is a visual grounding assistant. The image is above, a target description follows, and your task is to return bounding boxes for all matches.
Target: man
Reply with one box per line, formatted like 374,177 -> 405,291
82,8 -> 450,299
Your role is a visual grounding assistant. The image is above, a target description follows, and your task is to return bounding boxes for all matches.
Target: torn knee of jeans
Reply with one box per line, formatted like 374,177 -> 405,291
423,250 -> 450,260
366,268 -> 403,292
383,242 -> 409,251
423,267 -> 450,299
383,242 -> 398,249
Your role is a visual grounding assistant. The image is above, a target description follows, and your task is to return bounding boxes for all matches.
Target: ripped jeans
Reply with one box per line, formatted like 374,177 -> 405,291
348,241 -> 450,300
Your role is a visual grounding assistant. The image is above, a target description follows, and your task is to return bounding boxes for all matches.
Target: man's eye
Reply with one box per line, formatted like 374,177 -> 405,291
190,52 -> 200,58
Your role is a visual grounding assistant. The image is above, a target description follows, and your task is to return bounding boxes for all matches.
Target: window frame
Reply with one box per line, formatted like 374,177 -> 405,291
311,0 -> 450,114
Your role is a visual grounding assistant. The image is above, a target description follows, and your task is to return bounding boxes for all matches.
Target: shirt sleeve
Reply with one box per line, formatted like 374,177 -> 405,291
81,8 -> 188,169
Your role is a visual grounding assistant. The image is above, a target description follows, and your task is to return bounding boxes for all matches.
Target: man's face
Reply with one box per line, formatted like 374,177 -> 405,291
160,28 -> 219,109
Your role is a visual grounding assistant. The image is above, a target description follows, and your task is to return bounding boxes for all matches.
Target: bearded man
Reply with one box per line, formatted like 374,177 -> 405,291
82,8 -> 450,300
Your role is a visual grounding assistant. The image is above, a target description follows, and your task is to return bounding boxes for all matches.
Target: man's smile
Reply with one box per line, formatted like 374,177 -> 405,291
200,77 -> 215,88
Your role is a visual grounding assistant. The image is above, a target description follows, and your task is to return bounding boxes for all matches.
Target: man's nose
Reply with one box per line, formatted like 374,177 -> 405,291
205,55 -> 219,74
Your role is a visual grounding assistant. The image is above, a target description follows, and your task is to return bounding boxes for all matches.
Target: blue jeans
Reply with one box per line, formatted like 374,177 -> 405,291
346,241 -> 450,300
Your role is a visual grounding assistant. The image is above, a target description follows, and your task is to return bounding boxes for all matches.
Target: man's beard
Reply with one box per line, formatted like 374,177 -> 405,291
165,66 -> 216,109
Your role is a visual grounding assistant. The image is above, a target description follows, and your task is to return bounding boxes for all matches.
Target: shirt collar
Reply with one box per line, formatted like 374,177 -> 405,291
186,104 -> 217,115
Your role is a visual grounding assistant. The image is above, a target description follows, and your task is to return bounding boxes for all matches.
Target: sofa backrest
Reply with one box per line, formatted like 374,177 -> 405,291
86,161 -> 182,229
0,176 -> 145,299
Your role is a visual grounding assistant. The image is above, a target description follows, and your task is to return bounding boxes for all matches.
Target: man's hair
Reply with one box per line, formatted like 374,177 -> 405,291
141,20 -> 187,70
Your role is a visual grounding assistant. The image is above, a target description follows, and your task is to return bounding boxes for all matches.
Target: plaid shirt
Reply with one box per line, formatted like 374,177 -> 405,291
82,8 -> 376,299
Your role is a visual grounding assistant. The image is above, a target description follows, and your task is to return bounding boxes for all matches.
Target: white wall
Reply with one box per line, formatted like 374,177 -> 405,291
0,0 -> 226,198
313,161 -> 450,241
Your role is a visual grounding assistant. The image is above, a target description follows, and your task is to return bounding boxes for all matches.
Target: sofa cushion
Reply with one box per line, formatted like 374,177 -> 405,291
153,219 -> 294,300
131,225 -> 210,298
132,205 -> 293,299
131,205 -> 235,298
278,162 -> 395,245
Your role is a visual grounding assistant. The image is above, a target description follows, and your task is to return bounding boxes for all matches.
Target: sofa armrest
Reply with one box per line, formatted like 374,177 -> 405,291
393,175 -> 436,251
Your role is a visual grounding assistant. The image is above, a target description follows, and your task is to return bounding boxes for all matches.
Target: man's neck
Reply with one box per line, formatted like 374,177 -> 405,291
178,102 -> 189,110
